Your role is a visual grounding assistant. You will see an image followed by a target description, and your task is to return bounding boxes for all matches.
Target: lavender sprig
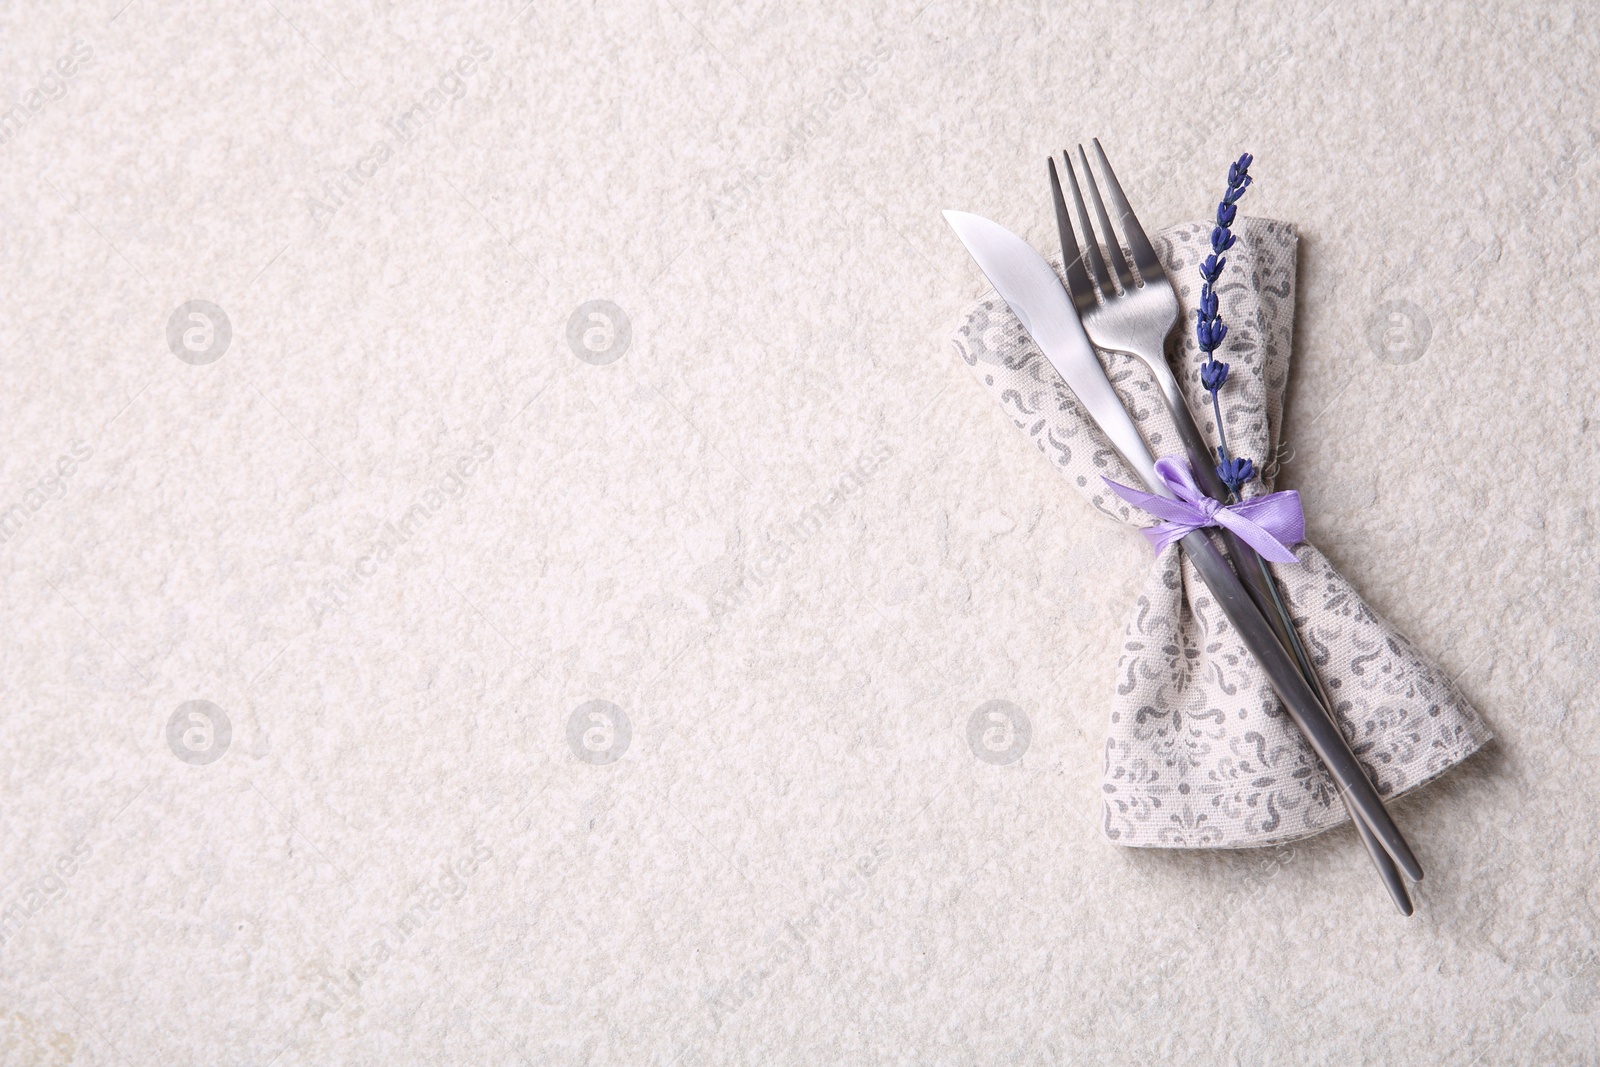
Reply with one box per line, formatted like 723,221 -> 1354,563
1196,152 -> 1254,496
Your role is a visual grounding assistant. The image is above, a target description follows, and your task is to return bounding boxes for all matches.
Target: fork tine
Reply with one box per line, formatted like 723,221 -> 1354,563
1075,144 -> 1139,293
1090,138 -> 1164,283
1048,156 -> 1099,314
1060,150 -> 1116,299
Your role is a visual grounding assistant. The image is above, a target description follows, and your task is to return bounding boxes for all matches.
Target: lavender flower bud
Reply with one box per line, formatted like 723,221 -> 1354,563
1228,154 -> 1253,186
1200,254 -> 1226,283
1210,226 -> 1237,254
1196,318 -> 1228,352
1198,289 -> 1219,319
1217,455 -> 1256,494
1216,201 -> 1238,228
1199,359 -> 1229,391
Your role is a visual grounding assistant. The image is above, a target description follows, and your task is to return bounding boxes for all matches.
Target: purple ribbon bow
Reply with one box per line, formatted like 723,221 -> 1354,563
1102,456 -> 1305,564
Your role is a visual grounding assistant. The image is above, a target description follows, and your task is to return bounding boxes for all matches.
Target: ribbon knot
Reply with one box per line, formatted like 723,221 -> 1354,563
1102,456 -> 1305,564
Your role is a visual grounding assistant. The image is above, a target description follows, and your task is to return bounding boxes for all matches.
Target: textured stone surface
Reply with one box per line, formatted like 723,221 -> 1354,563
0,0 -> 1595,1063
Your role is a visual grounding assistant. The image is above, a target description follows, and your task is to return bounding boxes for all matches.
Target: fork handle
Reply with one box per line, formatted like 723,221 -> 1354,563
1235,536 -> 1414,912
1177,528 -> 1423,882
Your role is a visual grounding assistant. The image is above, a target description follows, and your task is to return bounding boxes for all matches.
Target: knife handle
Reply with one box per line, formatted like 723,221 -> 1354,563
1156,373 -> 1416,906
1231,540 -> 1415,911
1177,528 -> 1424,882
1347,769 -> 1416,914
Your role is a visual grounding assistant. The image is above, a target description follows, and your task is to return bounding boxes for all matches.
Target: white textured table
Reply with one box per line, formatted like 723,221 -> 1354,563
2,1 -> 1596,1063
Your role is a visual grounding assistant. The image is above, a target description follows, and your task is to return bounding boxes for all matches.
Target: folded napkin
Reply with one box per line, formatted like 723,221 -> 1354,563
950,216 -> 1492,849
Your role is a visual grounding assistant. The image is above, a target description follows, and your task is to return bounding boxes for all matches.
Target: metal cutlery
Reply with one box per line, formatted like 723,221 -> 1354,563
1048,140 -> 1415,915
941,207 -> 1424,906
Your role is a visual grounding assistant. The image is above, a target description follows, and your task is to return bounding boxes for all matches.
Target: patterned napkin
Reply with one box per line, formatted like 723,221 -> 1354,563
950,216 -> 1492,848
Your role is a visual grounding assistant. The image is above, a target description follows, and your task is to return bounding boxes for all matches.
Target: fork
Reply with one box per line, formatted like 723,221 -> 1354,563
1050,140 -> 1416,914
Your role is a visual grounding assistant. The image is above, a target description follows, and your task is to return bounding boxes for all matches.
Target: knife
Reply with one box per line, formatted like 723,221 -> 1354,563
943,209 -> 1423,883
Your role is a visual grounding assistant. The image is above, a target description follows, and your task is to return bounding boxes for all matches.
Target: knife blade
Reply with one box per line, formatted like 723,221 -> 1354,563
943,208 -> 1423,883
942,211 -> 1166,498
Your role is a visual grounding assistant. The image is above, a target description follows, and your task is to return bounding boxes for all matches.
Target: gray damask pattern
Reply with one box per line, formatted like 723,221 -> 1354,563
950,216 -> 1492,849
